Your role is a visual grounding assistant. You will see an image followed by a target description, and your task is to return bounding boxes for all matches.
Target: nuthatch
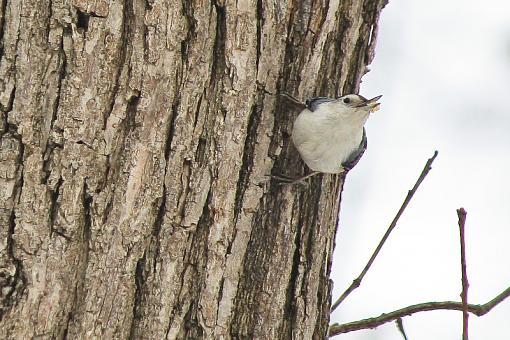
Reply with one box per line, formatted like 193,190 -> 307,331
275,93 -> 382,184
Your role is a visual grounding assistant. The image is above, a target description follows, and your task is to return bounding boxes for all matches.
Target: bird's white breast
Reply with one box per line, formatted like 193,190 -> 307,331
291,107 -> 364,173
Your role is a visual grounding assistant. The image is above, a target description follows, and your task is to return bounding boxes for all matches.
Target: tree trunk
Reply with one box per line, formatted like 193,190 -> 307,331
0,0 -> 385,338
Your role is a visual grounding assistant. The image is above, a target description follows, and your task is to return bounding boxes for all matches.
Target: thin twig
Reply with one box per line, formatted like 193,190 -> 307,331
457,208 -> 469,340
328,285 -> 510,336
330,151 -> 439,312
396,317 -> 408,340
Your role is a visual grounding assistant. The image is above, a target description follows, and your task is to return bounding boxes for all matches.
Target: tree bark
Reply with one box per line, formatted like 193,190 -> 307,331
0,0 -> 385,338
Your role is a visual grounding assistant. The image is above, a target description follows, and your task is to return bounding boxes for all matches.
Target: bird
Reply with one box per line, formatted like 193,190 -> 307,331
274,93 -> 382,185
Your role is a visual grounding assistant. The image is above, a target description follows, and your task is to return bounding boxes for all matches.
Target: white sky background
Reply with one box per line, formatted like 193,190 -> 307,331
330,1 -> 510,339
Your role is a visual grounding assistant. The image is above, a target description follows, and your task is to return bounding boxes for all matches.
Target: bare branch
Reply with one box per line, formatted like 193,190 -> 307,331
328,285 -> 510,337
330,151 -> 439,312
457,208 -> 469,340
396,317 -> 408,340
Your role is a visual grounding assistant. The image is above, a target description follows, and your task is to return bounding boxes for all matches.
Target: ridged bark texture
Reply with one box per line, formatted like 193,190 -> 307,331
0,0 -> 385,338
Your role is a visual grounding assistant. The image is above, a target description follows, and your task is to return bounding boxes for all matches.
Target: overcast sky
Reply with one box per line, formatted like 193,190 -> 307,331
330,1 -> 510,339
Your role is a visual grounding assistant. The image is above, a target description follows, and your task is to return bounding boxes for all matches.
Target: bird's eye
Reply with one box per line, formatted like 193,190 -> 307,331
343,98 -> 351,104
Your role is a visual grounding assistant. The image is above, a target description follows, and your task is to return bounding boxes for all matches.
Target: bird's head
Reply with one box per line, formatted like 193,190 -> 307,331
320,94 -> 382,124
337,94 -> 382,113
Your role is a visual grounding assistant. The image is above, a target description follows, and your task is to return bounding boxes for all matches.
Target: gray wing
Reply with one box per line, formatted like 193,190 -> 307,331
306,97 -> 336,112
343,128 -> 367,171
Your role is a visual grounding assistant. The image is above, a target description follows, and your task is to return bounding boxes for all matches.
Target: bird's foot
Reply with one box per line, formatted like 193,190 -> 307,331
268,171 -> 320,186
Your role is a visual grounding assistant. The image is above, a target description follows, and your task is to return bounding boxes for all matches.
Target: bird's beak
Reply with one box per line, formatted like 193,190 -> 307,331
355,95 -> 382,112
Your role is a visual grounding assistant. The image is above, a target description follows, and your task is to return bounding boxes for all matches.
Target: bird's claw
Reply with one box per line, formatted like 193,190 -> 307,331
268,175 -> 307,187
267,171 -> 319,187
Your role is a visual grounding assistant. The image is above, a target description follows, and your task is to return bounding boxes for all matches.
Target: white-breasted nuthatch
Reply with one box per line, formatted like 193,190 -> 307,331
275,93 -> 382,184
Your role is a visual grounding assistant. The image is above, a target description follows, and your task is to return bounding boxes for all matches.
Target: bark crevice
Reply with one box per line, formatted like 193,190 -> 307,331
61,181 -> 93,335
210,2 -> 226,88
48,176 -> 67,240
255,0 -> 263,68
232,90 -> 263,227
81,180 -> 92,282
150,186 -> 166,274
0,210 -> 27,320
50,39 -> 67,132
166,188 -> 212,339
0,0 -> 7,62
180,0 -> 197,64
128,253 -> 147,340
165,100 -> 180,162
0,133 -> 25,320
102,0 -> 135,130
1,85 -> 16,128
